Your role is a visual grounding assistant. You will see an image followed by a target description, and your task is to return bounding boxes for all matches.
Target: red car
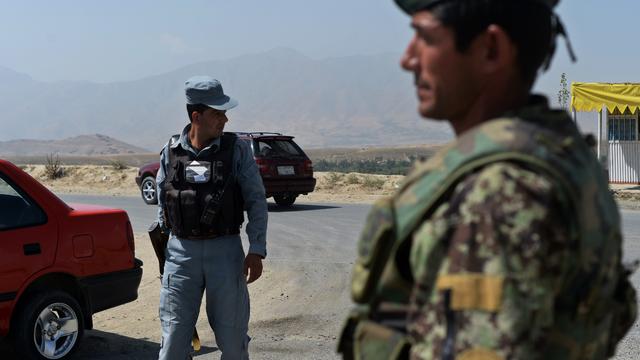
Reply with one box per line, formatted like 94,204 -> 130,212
136,132 -> 316,206
0,159 -> 143,360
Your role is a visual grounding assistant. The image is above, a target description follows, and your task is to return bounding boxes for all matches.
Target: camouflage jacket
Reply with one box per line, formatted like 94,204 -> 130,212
342,97 -> 636,360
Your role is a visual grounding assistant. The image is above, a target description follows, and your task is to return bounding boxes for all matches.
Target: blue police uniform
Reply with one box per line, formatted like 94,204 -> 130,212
156,122 -> 268,360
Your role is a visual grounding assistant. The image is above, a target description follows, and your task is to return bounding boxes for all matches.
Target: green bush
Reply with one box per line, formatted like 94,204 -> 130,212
345,173 -> 360,185
362,176 -> 385,190
313,158 -> 413,175
325,172 -> 343,188
109,159 -> 128,170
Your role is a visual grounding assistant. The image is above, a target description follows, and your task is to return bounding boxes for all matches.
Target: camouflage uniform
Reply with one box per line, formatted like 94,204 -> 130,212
339,97 -> 637,359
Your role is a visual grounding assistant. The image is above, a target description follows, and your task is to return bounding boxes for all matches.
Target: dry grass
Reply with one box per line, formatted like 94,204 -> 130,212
344,173 -> 360,185
362,175 -> 385,190
6,153 -> 158,166
17,164 -> 405,204
323,172 -> 343,189
109,159 -> 129,170
44,153 -> 65,179
23,165 -> 140,197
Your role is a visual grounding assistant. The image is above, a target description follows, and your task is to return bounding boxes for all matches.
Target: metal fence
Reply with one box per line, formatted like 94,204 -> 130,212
609,141 -> 640,184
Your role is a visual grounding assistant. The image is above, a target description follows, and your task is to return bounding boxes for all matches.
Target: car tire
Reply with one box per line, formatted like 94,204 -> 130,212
141,176 -> 158,205
12,290 -> 84,360
274,194 -> 297,207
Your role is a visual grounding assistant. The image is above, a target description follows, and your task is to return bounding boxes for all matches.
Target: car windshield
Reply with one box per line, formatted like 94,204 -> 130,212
255,139 -> 303,158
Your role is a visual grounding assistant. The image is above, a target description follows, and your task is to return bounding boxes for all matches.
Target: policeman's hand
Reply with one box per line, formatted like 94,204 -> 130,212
244,253 -> 263,284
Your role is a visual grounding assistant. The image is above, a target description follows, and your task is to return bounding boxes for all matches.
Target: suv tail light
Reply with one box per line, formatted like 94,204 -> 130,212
126,220 -> 135,253
302,159 -> 313,176
255,158 -> 271,177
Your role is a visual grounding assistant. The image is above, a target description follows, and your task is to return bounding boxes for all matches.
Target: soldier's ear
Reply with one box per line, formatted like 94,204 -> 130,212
191,111 -> 200,123
474,24 -> 517,75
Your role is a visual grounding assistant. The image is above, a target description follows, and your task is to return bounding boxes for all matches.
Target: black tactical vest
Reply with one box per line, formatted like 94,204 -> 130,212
163,132 -> 244,239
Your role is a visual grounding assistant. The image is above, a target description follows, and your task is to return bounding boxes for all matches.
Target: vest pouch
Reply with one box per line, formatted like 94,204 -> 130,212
178,190 -> 200,236
352,197 -> 396,303
353,320 -> 410,360
165,189 -> 182,231
337,307 -> 366,360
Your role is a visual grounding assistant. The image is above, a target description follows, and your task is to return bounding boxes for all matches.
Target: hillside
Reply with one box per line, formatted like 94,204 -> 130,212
0,134 -> 149,157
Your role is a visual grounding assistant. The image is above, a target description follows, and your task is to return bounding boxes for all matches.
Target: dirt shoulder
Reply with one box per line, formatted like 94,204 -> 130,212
19,164 -> 640,206
19,165 -> 404,204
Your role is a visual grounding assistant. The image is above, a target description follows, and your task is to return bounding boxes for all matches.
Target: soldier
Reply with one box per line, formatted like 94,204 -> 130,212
156,76 -> 268,359
339,0 -> 637,359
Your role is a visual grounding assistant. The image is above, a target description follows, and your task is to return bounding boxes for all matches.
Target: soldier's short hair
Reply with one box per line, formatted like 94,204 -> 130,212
186,103 -> 212,122
430,0 -> 552,88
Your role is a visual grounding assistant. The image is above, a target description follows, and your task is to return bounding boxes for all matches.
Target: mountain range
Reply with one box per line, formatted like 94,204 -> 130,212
0,48 -> 453,152
0,134 -> 148,156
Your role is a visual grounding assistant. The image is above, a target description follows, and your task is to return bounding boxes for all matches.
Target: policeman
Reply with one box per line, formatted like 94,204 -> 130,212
339,1 -> 637,359
156,76 -> 267,360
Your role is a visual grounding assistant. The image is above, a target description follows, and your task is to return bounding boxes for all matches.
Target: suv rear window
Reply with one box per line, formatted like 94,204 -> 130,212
255,139 -> 303,157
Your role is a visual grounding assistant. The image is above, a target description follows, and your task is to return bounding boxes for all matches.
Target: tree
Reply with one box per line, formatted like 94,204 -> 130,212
558,72 -> 570,110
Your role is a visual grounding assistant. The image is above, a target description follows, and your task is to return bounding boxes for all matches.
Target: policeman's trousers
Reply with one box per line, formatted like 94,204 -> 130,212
158,234 -> 250,360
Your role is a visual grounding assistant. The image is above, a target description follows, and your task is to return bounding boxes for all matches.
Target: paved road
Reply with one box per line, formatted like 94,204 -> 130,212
2,195 -> 639,359
64,195 -> 366,360
60,194 -> 367,265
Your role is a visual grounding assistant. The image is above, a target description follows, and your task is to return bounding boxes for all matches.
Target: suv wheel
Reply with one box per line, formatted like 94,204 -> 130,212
141,176 -> 158,205
12,290 -> 84,360
274,194 -> 297,207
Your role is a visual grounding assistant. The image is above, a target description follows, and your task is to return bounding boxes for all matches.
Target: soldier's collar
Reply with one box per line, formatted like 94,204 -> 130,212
502,95 -> 549,118
172,124 -> 190,150
175,124 -> 221,153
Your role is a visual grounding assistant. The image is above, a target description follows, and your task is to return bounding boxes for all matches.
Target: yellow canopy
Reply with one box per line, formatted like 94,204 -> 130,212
571,82 -> 640,113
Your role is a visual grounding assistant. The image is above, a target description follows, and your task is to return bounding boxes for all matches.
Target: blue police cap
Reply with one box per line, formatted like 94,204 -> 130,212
185,76 -> 238,111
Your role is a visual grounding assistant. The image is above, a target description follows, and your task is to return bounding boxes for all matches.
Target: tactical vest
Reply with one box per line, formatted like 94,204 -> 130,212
339,107 -> 637,359
163,132 -> 244,239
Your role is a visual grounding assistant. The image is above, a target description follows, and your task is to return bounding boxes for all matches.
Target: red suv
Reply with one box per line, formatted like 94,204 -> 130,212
136,132 -> 316,206
0,159 -> 143,360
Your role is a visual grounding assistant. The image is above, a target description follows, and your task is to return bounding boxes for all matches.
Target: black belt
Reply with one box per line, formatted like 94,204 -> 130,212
183,228 -> 240,240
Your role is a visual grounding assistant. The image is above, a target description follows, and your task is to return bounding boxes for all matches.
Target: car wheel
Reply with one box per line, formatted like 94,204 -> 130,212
141,176 -> 158,205
12,290 -> 84,360
274,194 -> 297,207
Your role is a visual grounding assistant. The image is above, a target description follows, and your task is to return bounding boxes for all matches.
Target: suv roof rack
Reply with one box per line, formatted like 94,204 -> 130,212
234,132 -> 284,137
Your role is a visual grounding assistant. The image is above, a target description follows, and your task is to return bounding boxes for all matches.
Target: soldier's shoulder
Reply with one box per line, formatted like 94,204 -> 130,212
232,134 -> 252,153
452,161 -> 558,209
467,161 -> 555,189
160,134 -> 180,151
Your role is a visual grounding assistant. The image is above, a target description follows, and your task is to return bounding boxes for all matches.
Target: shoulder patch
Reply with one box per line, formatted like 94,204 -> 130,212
435,274 -> 504,312
457,347 -> 503,360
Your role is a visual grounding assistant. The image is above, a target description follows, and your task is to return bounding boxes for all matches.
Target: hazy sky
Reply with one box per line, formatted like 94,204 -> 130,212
0,0 -> 636,104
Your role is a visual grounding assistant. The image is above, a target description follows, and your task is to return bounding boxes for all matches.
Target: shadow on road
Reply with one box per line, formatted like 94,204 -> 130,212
0,329 -> 219,360
268,203 -> 340,212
